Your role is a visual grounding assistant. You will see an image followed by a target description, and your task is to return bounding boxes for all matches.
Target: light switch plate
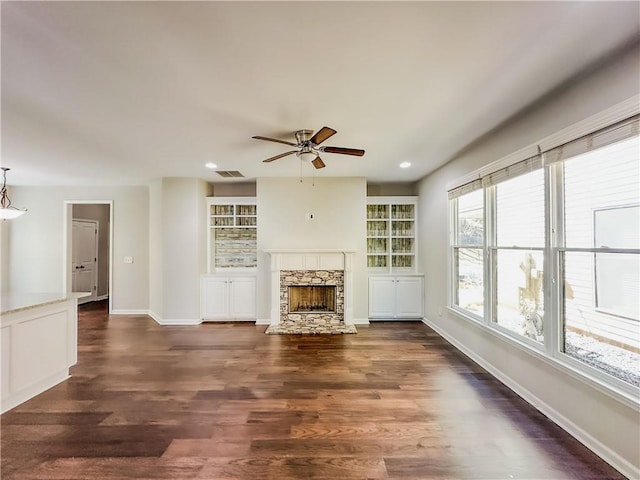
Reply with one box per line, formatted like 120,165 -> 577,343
124,256 -> 133,264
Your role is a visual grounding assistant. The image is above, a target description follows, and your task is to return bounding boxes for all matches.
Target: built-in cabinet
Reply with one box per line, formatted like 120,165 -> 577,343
367,197 -> 417,272
202,197 -> 257,321
368,275 -> 424,319
201,195 -> 424,322
367,196 -> 423,320
201,275 -> 256,321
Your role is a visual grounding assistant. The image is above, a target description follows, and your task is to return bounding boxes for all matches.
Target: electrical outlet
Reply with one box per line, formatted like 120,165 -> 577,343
305,213 -> 314,221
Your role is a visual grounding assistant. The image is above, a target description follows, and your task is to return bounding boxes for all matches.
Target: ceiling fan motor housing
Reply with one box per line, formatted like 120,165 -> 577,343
295,129 -> 314,145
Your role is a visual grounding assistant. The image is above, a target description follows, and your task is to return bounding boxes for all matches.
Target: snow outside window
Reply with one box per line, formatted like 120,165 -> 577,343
493,169 -> 545,343
562,136 -> 640,387
452,190 -> 484,318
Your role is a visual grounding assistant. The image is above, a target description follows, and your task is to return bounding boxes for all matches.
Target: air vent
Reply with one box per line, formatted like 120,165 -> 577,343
216,170 -> 245,178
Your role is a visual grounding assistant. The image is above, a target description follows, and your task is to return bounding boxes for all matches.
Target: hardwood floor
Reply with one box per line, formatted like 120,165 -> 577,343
1,301 -> 626,479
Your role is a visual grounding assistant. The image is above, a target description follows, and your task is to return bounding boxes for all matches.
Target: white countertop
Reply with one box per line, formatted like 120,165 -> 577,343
0,292 -> 90,315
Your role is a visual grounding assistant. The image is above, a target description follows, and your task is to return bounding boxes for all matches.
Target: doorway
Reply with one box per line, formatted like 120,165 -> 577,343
64,201 -> 113,312
72,219 -> 98,304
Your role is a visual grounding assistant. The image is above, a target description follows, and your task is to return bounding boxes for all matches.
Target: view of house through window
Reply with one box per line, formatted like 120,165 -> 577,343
494,169 -> 545,343
449,117 -> 639,389
562,136 -> 639,386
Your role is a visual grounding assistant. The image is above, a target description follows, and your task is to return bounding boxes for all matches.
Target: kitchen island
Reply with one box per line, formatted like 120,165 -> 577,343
1,292 -> 88,413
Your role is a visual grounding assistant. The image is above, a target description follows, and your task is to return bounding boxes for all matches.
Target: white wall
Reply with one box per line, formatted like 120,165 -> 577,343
256,177 -> 368,321
211,182 -> 256,197
163,178 -> 208,321
4,186 -> 149,311
147,178 -> 209,322
148,179 -> 163,317
417,43 -> 640,476
1,206 -> 11,293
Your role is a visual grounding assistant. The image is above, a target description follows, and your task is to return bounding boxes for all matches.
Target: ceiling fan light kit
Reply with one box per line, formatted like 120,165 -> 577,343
252,126 -> 364,170
0,167 -> 27,220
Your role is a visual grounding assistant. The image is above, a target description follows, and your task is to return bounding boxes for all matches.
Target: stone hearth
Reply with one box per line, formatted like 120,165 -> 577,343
265,322 -> 357,335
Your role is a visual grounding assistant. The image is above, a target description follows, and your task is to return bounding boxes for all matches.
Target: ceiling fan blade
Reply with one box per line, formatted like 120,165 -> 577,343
262,150 -> 297,163
309,127 -> 337,145
252,135 -> 297,147
312,156 -> 326,169
321,146 -> 365,157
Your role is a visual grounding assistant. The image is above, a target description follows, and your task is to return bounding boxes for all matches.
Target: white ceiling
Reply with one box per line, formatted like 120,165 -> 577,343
2,1 -> 639,186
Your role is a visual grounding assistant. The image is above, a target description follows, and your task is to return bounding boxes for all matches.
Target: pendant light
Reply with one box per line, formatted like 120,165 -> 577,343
0,168 -> 27,219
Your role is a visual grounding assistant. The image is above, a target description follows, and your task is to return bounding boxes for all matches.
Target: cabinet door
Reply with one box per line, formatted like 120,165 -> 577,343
396,277 -> 424,318
368,277 -> 397,318
229,277 -> 256,320
201,277 -> 229,320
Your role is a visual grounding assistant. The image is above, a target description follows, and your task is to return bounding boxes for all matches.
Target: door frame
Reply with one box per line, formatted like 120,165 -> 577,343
63,200 -> 114,314
72,218 -> 99,304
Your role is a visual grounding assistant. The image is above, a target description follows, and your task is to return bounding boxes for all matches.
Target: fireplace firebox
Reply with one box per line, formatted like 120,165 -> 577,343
288,285 -> 337,313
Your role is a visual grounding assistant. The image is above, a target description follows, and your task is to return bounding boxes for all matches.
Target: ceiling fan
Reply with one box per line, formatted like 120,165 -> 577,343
252,126 -> 364,169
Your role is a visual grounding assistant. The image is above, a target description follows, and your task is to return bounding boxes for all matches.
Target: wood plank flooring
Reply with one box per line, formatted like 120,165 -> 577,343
1,300 -> 626,479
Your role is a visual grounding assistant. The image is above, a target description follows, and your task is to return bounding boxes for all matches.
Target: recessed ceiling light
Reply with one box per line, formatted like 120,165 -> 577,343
399,162 -> 411,168
205,162 -> 217,169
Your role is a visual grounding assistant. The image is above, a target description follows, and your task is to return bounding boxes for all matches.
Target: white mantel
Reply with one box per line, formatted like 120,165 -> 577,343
265,250 -> 356,326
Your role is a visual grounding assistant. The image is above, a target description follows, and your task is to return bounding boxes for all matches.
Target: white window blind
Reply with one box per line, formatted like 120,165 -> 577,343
543,115 -> 639,166
448,178 -> 482,200
481,155 -> 542,189
448,153 -> 542,199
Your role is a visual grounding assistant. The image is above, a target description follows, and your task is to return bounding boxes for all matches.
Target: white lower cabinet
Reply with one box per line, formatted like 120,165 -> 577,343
201,275 -> 256,321
368,275 -> 424,319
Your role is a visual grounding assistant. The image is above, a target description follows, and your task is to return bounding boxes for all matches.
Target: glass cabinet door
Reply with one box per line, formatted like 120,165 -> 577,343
208,200 -> 257,271
367,198 -> 417,272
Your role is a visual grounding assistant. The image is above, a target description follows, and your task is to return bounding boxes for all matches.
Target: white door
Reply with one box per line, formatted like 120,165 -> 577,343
201,277 -> 229,320
396,277 -> 424,318
72,220 -> 98,304
229,277 -> 256,320
368,276 -> 397,318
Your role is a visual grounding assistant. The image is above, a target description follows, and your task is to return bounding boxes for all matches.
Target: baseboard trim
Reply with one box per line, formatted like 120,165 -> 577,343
422,317 -> 638,480
352,318 -> 370,325
148,310 -> 201,325
111,309 -> 202,326
255,318 -> 271,325
154,318 -> 202,326
110,309 -> 149,316
1,370 -> 70,414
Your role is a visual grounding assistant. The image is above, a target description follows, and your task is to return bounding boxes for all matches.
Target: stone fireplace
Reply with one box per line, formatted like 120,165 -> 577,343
265,250 -> 356,334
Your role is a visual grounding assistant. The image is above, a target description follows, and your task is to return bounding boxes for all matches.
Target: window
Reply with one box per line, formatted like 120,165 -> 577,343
493,170 -> 545,343
562,136 -> 639,386
593,205 -> 639,318
448,111 -> 640,392
451,190 -> 484,317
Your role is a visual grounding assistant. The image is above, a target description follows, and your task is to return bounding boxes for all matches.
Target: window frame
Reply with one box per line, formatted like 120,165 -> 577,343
446,99 -> 640,403
449,191 -> 486,322
490,167 -> 547,346
592,204 -> 640,320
